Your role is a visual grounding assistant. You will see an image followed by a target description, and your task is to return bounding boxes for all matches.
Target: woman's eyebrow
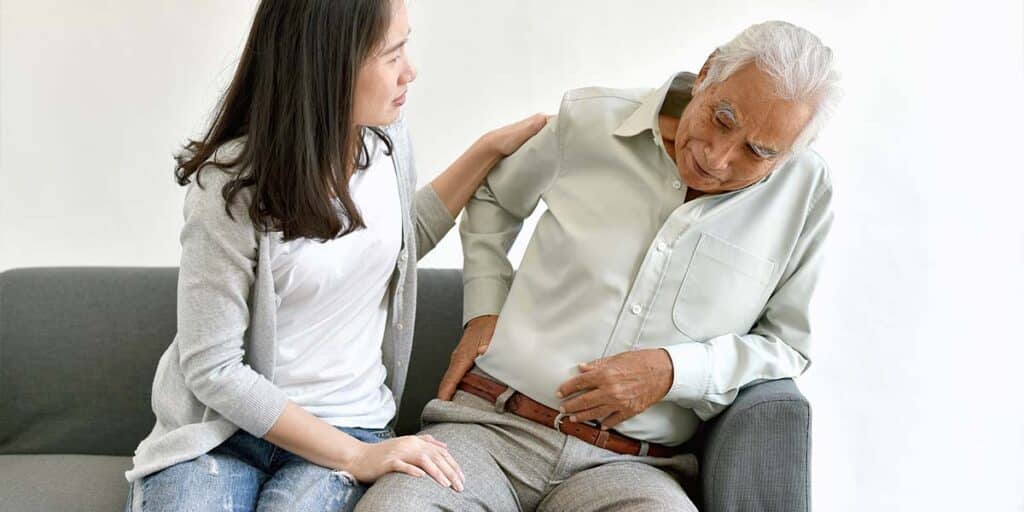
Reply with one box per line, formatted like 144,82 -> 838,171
381,29 -> 412,55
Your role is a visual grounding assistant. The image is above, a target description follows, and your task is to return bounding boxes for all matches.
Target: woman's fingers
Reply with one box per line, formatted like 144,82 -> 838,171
437,444 -> 465,482
489,113 -> 552,156
523,112 -> 547,129
419,434 -> 448,449
515,113 -> 548,140
416,454 -> 451,489
430,448 -> 464,492
417,434 -> 464,485
392,460 -> 426,478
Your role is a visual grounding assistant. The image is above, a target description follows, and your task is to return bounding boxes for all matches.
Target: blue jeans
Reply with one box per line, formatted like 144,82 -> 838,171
126,426 -> 392,512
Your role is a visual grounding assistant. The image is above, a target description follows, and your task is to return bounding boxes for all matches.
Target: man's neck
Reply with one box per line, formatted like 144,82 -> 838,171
658,115 -> 705,202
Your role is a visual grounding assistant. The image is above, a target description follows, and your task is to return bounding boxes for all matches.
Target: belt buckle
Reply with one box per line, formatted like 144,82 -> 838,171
553,412 -> 567,432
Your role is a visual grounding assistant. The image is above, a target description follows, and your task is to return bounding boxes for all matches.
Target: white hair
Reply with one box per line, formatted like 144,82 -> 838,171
694,21 -> 842,152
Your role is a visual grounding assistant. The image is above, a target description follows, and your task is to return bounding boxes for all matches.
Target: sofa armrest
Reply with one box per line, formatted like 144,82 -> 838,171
700,378 -> 811,512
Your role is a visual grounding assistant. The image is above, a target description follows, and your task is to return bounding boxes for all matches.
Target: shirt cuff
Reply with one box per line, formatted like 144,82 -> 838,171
659,343 -> 712,408
462,277 -> 510,327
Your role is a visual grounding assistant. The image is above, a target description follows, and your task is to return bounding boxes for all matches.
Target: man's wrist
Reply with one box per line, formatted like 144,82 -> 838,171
653,348 -> 676,397
462,277 -> 509,326
466,315 -> 498,328
658,343 -> 712,406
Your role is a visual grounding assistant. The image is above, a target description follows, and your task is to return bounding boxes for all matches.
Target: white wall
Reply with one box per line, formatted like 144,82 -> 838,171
2,1 -> 1022,510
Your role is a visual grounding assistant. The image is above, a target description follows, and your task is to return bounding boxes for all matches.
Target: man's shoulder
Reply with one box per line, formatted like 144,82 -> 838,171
788,149 -> 833,188
556,85 -> 654,133
771,149 -> 834,208
561,85 -> 652,106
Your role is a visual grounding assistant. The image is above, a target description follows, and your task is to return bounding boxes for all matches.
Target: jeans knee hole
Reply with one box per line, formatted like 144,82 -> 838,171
198,454 -> 219,476
331,470 -> 358,487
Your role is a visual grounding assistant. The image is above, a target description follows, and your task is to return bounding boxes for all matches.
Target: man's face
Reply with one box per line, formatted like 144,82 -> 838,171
673,62 -> 813,194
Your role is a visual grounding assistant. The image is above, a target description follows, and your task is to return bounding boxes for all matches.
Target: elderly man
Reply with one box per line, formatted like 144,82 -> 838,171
358,21 -> 840,511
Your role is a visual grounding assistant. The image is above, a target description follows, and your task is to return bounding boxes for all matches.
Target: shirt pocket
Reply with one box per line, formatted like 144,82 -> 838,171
672,232 -> 776,341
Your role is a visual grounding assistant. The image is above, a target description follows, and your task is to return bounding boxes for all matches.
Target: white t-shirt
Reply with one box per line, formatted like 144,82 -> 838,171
270,134 -> 401,429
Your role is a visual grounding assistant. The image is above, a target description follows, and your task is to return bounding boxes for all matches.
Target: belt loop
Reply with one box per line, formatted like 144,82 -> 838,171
595,430 -> 610,449
494,387 -> 516,413
638,441 -> 650,457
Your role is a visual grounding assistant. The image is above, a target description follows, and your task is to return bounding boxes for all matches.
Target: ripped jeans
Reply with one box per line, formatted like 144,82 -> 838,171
125,426 -> 392,512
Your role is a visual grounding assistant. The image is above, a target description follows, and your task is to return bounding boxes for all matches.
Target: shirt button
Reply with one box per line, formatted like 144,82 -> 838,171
399,252 -> 408,262
656,241 -> 667,252
630,304 -> 643,315
396,323 -> 404,331
672,180 -> 682,190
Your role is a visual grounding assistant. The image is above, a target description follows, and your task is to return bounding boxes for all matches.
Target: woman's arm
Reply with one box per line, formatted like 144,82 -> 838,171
264,402 -> 464,490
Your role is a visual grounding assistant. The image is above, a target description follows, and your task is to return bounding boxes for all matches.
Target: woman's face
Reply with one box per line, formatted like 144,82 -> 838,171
353,1 -> 416,127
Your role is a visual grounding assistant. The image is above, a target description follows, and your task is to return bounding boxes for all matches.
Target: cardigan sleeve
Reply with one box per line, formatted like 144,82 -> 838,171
174,168 -> 289,438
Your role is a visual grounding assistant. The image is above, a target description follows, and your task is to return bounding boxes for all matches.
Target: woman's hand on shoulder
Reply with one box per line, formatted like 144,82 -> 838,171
481,113 -> 552,158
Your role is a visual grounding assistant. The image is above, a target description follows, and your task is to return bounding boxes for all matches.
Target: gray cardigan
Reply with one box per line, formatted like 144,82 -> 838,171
125,118 -> 455,482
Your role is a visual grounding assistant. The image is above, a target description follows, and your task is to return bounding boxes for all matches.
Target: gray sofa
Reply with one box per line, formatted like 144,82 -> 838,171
0,267 -> 810,511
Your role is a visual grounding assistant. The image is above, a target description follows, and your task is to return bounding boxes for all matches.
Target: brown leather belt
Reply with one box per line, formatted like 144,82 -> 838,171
457,372 -> 678,458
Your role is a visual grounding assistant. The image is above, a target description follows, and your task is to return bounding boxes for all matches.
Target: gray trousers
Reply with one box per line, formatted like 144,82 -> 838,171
356,390 -> 699,512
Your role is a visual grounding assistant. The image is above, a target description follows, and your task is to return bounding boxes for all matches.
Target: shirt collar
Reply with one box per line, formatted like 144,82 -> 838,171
613,71 -> 697,140
613,71 -> 780,194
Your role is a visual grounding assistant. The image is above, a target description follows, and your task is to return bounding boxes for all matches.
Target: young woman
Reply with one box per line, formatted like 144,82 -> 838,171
123,1 -> 546,510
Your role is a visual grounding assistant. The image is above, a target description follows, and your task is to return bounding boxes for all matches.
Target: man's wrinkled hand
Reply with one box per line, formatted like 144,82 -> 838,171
555,348 -> 674,429
437,315 -> 498,400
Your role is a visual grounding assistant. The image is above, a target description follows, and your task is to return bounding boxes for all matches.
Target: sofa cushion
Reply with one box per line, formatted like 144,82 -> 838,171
396,268 -> 464,435
0,268 -> 176,456
0,454 -> 131,511
0,267 -> 465,457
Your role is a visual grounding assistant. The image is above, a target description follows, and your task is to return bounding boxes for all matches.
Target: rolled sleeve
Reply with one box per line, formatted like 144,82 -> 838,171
414,184 -> 456,260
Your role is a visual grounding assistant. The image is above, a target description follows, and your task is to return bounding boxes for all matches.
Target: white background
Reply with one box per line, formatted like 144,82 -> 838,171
2,1 -> 1022,510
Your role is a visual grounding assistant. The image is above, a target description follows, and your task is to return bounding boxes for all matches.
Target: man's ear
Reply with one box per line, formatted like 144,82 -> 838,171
693,50 -> 717,93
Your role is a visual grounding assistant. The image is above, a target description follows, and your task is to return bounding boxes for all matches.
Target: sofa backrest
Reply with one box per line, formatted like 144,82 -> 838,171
0,267 -> 464,456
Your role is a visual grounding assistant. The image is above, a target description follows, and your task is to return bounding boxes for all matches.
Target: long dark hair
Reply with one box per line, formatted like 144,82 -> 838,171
174,0 -> 395,242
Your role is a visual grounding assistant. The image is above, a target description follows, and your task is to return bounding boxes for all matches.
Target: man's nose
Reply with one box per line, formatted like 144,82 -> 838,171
704,138 -> 737,171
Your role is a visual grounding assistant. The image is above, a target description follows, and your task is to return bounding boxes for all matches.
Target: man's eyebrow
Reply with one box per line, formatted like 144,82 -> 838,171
714,101 -> 739,126
716,101 -> 780,158
749,142 -> 780,159
381,29 -> 411,55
